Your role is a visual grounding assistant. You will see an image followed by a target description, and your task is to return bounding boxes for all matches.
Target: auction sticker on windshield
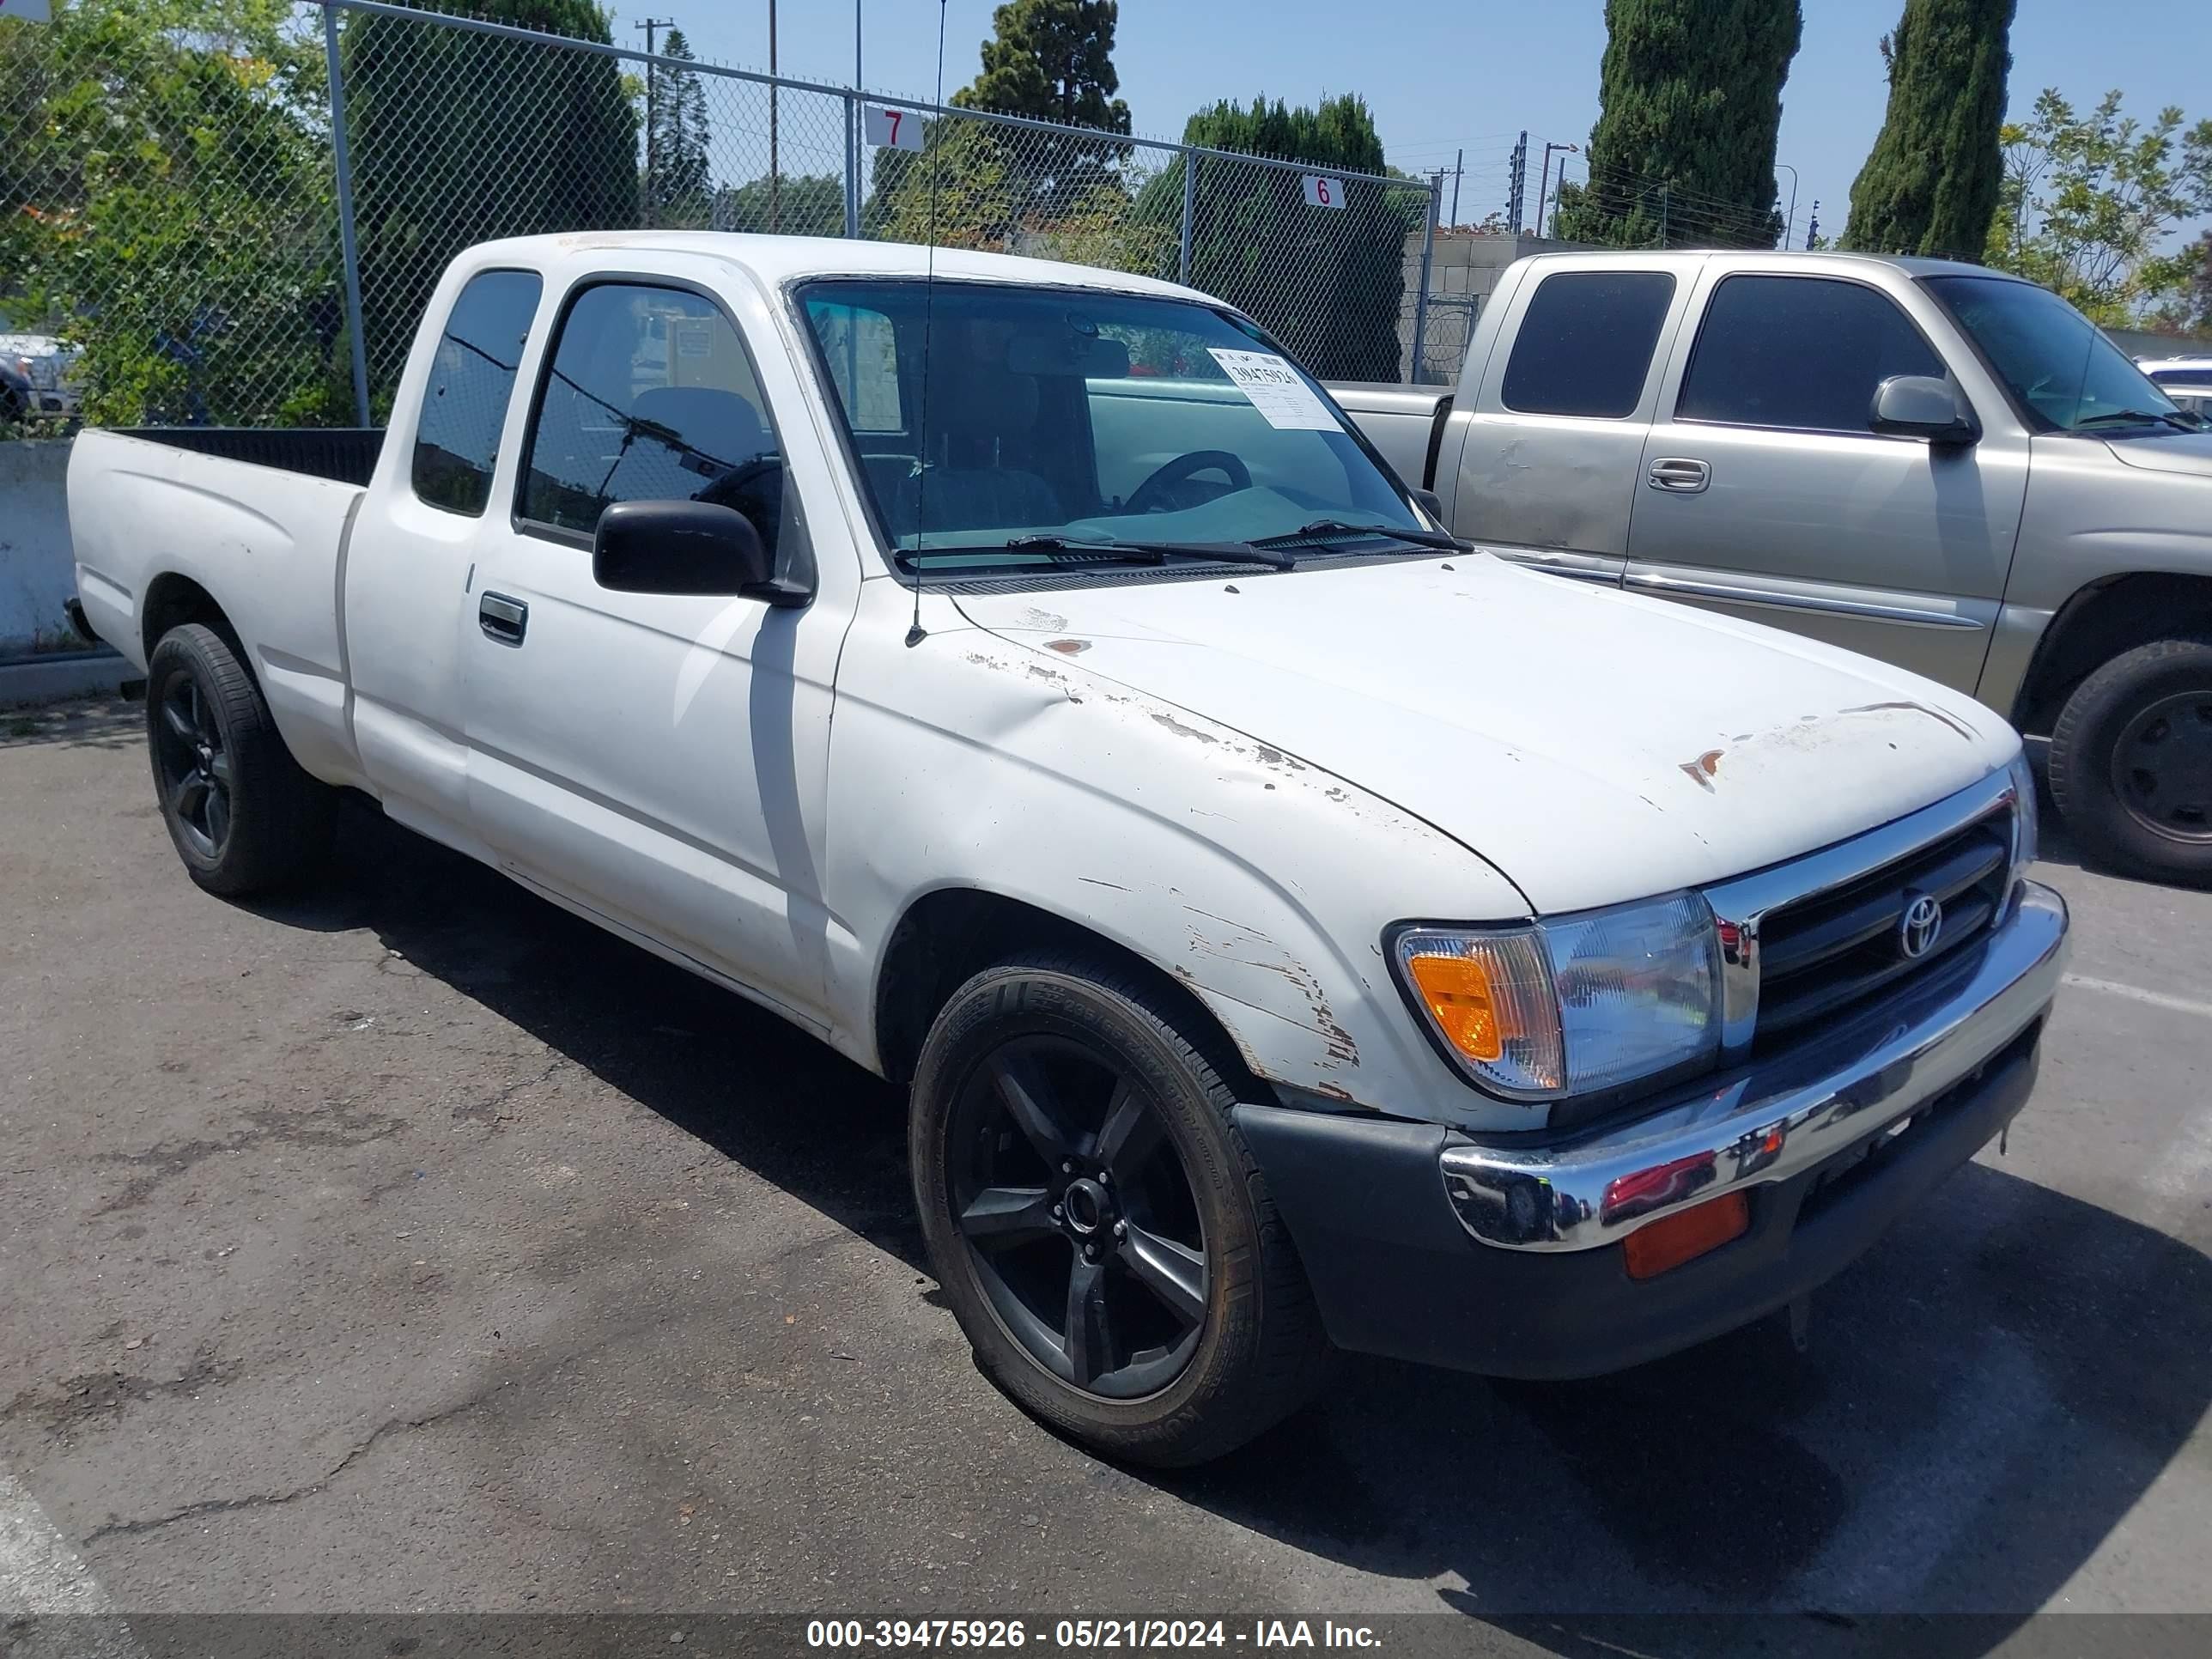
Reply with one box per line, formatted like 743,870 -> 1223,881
1205,348 -> 1339,431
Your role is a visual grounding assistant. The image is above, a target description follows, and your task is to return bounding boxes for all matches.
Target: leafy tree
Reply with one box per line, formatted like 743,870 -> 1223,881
344,0 -> 639,396
2148,232 -> 2212,335
950,0 -> 1131,219
1842,0 -> 2014,258
1553,0 -> 1802,249
647,27 -> 713,228
1985,88 -> 2212,322
0,0 -> 351,426
715,173 -> 844,237
1135,94 -> 1418,380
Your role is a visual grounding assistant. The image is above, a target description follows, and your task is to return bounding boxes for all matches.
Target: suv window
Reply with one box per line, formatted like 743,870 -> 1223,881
1678,274 -> 1944,433
1501,270 -> 1676,419
519,283 -> 783,556
411,269 -> 542,515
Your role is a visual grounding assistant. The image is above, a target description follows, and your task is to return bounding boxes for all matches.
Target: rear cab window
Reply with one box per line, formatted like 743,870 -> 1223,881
1500,270 -> 1677,418
411,269 -> 544,514
1676,274 -> 1944,434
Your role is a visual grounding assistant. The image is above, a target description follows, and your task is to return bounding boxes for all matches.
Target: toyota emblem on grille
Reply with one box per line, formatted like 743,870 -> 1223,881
1899,892 -> 1943,960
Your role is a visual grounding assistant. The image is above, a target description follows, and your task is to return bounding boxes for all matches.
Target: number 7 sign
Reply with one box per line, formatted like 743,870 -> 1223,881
864,106 -> 923,152
1301,174 -> 1346,210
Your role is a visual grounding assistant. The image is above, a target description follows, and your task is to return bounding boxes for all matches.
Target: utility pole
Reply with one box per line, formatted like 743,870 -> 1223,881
634,15 -> 674,227
1506,131 -> 1526,234
1536,141 -> 1576,240
1806,199 -> 1820,249
1657,181 -> 1668,248
769,0 -> 781,233
1449,148 -> 1462,228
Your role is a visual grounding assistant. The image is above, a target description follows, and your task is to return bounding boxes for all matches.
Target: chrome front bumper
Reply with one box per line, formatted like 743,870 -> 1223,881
1439,881 -> 2069,1252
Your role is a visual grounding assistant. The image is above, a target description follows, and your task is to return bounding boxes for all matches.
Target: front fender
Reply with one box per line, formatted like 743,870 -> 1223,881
822,592 -> 1534,1131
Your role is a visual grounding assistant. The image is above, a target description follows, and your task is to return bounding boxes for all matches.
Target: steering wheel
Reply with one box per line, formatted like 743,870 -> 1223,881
1124,449 -> 1252,515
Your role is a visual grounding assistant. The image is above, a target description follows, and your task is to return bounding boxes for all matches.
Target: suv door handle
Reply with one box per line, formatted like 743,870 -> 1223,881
1648,457 -> 1711,493
479,592 -> 528,646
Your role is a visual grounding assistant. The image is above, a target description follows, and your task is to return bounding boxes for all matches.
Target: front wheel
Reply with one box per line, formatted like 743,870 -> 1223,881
909,954 -> 1330,1466
147,623 -> 336,896
2049,638 -> 2212,885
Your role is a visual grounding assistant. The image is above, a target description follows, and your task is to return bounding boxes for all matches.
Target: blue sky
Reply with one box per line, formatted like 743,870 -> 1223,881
676,1 -> 2211,255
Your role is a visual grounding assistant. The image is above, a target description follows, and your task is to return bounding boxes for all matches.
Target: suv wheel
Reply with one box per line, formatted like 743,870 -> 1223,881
2049,637 -> 2212,884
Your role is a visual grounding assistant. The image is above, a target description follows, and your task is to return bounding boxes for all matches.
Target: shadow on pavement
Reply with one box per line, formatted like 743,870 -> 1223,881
250,801 -> 2211,1643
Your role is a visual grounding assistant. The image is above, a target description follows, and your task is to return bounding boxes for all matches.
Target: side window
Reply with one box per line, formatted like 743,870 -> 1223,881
1500,270 -> 1676,419
411,269 -> 542,515
520,283 -> 783,554
1677,275 -> 1945,433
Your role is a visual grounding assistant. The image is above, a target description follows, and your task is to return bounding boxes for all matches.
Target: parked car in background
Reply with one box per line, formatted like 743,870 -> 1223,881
1335,252 -> 2212,884
69,233 -> 2065,1466
0,331 -> 83,421
0,354 -> 31,426
2138,355 -> 2212,420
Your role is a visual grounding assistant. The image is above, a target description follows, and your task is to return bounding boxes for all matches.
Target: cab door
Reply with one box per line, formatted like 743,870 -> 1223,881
1445,258 -> 1693,586
1625,268 -> 2028,691
459,266 -> 854,1025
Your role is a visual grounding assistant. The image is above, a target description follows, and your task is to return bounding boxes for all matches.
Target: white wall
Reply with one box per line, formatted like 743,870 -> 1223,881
0,439 -> 80,657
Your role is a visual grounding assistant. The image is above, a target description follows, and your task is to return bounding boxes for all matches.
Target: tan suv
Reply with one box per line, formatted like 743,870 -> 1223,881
1336,251 -> 2212,884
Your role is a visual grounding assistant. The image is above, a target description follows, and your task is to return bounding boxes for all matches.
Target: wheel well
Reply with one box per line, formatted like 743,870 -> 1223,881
140,573 -> 247,667
872,888 -> 1267,1097
2014,573 -> 2212,735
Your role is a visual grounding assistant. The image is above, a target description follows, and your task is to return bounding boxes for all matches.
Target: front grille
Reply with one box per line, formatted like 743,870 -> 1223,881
1753,809 -> 2011,1048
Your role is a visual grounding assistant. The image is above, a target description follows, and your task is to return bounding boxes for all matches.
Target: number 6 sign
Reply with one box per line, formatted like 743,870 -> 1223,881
864,105 -> 924,152
1301,174 -> 1346,210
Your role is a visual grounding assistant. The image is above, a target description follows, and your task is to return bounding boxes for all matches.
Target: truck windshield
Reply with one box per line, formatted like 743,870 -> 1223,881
1926,275 -> 2195,433
795,278 -> 1425,568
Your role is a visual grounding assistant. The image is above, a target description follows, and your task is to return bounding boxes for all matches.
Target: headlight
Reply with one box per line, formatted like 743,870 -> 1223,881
2007,750 -> 2039,883
1392,891 -> 1720,1103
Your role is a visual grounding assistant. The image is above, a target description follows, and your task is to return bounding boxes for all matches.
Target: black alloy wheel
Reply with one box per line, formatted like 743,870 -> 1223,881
947,1034 -> 1209,1398
153,670 -> 235,860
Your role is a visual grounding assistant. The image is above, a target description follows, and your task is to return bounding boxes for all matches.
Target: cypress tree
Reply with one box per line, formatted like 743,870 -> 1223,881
1553,0 -> 1802,250
1842,0 -> 2015,259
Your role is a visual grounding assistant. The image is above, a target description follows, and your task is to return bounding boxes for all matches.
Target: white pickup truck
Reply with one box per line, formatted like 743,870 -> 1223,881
71,233 -> 2067,1466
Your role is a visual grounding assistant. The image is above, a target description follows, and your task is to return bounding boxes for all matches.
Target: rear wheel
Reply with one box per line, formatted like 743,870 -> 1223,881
147,623 -> 336,896
910,954 -> 1330,1466
2050,637 -> 2212,884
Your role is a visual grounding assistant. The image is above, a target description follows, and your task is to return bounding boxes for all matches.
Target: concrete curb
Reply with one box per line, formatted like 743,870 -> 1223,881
0,650 -> 135,708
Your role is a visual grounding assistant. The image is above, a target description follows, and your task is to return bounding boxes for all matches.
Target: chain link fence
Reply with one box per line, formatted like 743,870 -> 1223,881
2,0 -> 1448,435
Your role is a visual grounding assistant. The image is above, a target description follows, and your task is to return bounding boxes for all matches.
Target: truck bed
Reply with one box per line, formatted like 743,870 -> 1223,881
1325,383 -> 1453,489
68,426 -> 374,790
109,426 -> 385,486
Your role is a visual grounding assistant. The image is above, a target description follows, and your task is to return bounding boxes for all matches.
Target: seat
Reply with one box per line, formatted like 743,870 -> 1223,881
611,386 -> 773,504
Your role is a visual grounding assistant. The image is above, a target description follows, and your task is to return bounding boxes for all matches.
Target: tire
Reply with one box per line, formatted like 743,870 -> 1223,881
910,952 -> 1333,1467
146,623 -> 336,896
2049,637 -> 2212,884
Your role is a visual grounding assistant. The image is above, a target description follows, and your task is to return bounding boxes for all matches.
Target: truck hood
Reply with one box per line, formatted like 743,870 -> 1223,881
955,555 -> 2013,915
2102,429 -> 2212,479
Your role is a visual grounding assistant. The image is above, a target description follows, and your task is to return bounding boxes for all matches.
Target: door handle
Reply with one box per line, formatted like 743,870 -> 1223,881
479,592 -> 528,646
1647,457 -> 1711,493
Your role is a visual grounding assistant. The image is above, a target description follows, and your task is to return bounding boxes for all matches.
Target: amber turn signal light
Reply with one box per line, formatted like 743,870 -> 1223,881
1622,1190 -> 1749,1280
1404,951 -> 1508,1061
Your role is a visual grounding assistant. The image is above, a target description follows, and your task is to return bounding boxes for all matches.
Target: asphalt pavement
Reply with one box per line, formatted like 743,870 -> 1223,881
2,697 -> 2207,1654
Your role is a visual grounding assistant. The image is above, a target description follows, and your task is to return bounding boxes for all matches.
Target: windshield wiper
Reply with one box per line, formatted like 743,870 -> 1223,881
897,534 -> 1297,571
2076,408 -> 2205,432
1258,518 -> 1473,551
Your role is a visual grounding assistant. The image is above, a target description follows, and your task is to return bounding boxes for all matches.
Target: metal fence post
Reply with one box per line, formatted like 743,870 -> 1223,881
322,2 -> 372,426
1409,174 -> 1439,386
1178,149 -> 1197,286
843,91 -> 861,239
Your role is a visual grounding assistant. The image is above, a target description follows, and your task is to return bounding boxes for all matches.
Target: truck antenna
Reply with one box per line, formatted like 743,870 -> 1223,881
906,0 -> 949,649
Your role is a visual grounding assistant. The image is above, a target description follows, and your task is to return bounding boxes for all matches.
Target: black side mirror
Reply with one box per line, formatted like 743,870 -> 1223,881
1412,486 -> 1447,522
1869,374 -> 1980,447
592,499 -> 806,605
